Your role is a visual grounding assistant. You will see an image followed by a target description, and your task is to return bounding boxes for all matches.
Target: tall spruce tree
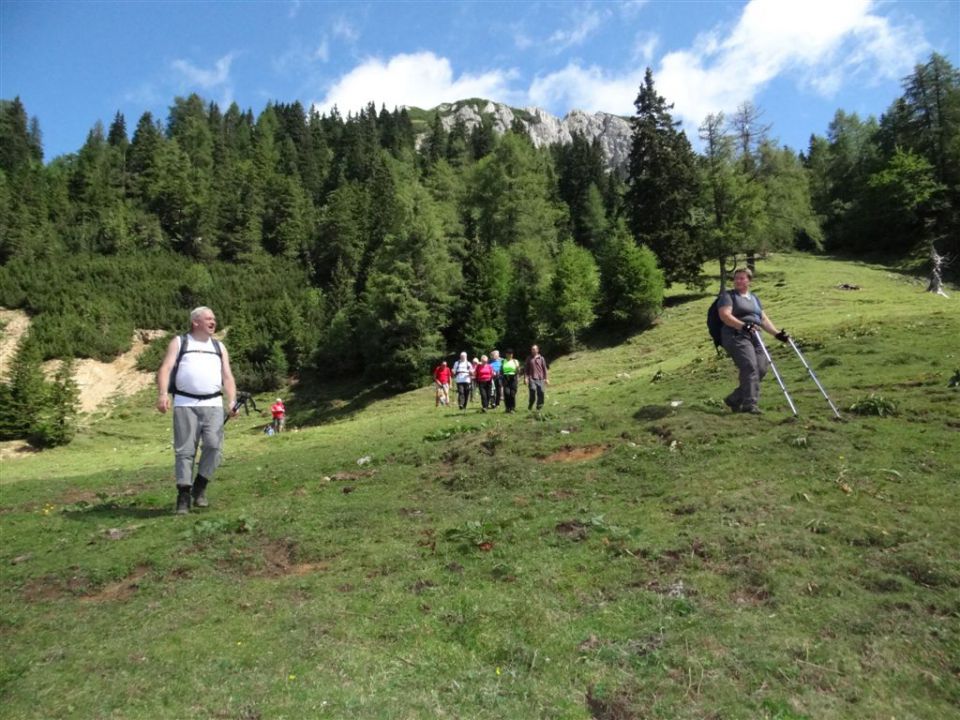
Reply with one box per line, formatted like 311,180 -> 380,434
547,240 -> 600,351
625,68 -> 703,287
597,220 -> 664,329
698,112 -> 763,285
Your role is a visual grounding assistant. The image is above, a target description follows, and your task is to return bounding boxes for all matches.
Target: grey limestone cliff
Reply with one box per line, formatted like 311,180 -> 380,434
424,100 -> 631,170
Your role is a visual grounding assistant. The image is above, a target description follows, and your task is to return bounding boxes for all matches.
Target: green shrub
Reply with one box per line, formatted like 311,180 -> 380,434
849,393 -> 898,417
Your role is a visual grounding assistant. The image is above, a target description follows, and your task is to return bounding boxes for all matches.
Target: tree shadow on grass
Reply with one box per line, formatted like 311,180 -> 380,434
664,291 -> 712,308
62,503 -> 170,520
633,405 -> 674,421
282,373 -> 394,429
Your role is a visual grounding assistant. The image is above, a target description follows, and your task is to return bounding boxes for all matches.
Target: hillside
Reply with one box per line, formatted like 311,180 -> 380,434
1,254 -> 958,719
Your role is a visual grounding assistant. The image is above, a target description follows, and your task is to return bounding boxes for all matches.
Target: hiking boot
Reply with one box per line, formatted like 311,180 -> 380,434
740,406 -> 763,415
175,486 -> 192,515
723,394 -> 739,411
192,476 -> 209,508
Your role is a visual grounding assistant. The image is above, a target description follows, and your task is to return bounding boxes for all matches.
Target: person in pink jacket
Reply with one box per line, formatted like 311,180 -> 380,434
474,354 -> 495,412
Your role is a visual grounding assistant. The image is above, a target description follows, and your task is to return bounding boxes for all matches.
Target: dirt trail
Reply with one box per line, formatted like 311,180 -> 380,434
0,307 -> 164,413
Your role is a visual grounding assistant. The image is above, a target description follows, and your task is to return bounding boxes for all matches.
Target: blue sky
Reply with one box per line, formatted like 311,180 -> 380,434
2,0 -> 957,160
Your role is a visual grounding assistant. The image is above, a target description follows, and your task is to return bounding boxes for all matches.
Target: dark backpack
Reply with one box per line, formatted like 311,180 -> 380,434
169,333 -> 223,400
707,291 -> 732,351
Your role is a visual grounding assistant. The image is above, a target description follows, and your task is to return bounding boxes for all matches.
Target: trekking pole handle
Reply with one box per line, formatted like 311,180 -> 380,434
223,399 -> 242,427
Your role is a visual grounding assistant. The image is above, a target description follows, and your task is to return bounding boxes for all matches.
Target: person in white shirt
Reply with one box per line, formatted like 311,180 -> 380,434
452,352 -> 475,411
156,307 -> 238,514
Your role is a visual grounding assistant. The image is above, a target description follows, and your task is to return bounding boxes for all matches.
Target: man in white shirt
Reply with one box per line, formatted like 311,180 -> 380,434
156,307 -> 238,514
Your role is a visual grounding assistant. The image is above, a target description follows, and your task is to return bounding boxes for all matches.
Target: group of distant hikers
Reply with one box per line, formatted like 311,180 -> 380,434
155,272 -> 790,513
432,345 -> 550,414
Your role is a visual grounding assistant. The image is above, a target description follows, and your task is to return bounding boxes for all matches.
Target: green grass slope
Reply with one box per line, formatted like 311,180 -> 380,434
1,254 -> 958,720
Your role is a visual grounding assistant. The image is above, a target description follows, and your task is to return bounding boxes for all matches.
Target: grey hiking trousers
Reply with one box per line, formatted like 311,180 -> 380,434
722,330 -> 769,410
173,406 -> 224,486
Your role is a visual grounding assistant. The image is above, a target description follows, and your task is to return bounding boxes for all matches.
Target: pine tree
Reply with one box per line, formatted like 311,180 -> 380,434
625,68 -> 704,287
128,112 -> 164,203
422,114 -> 447,167
547,240 -> 600,351
32,358 -> 80,447
359,182 -> 458,388
698,112 -> 762,285
0,336 -> 48,441
0,97 -> 36,174
556,132 -> 606,247
597,221 -> 664,329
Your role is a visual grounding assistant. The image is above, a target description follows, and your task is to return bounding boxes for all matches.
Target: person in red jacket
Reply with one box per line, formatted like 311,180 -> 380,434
433,360 -> 451,407
270,398 -> 286,433
474,354 -> 495,411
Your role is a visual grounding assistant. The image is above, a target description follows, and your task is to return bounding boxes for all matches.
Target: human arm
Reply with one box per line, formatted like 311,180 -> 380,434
220,344 -> 238,416
760,312 -> 788,341
155,336 -> 180,413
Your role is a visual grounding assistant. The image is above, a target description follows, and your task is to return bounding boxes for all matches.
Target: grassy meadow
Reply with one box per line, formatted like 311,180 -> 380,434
1,253 -> 958,719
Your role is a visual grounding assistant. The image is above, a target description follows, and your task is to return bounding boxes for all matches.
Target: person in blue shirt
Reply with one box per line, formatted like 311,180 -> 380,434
489,349 -> 504,408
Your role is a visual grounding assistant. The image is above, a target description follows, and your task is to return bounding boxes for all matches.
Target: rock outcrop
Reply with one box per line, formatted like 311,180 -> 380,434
423,100 -> 631,169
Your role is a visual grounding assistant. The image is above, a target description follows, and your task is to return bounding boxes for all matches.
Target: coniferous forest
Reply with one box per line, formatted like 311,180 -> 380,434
1,54 -> 958,444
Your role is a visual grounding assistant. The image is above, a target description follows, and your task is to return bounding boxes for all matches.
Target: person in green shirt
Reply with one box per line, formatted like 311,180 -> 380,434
500,348 -> 521,413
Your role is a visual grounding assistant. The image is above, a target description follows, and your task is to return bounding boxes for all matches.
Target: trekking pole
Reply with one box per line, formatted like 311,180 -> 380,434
787,337 -> 842,420
751,329 -> 799,417
222,398 -> 242,428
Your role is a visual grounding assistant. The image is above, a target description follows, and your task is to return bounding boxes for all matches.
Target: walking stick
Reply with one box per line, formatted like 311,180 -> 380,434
787,337 -> 842,420
223,399 -> 242,428
751,329 -> 799,417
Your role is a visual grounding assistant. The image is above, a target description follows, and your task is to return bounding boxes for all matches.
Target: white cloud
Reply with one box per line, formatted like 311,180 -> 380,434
527,0 -> 926,134
548,10 -> 603,52
528,63 -> 640,114
632,31 -> 659,64
314,39 -> 330,63
618,0 -> 648,19
314,52 -> 520,114
171,53 -> 236,90
657,0 -> 925,134
513,27 -> 535,51
332,17 -> 359,43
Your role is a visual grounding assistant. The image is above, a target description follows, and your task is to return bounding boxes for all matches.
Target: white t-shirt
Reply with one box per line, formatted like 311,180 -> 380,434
453,360 -> 473,384
172,335 -> 224,408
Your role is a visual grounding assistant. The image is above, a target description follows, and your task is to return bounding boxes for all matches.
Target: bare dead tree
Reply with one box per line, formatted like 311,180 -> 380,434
927,243 -> 951,297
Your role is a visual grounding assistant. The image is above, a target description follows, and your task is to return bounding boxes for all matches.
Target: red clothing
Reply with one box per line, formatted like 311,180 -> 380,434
433,365 -> 451,384
271,401 -> 286,419
474,363 -> 494,382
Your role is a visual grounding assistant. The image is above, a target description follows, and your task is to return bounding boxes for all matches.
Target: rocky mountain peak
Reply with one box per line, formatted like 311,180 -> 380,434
425,100 -> 631,169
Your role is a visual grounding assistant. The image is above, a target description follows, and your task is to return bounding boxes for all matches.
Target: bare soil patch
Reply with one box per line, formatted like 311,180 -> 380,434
226,538 -> 330,578
0,308 -> 31,379
0,440 -> 40,462
555,520 -> 590,541
541,444 -> 608,463
81,565 -> 151,603
1,309 -> 164,414
48,329 -> 166,413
